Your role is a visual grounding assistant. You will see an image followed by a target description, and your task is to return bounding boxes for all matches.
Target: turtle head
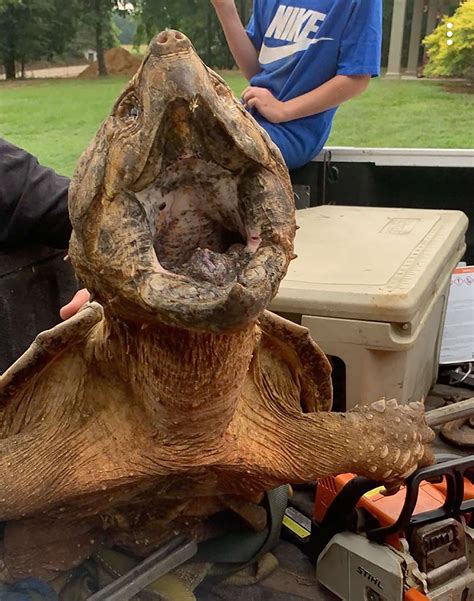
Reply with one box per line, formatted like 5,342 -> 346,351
69,31 -> 295,332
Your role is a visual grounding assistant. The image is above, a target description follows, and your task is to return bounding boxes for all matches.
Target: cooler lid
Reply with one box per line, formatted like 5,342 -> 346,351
271,206 -> 468,323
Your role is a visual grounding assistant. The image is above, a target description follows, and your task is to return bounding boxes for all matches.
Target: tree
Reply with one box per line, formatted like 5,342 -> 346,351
423,0 -> 474,79
78,0 -> 111,76
76,0 -> 133,76
0,0 -> 21,79
0,0 -> 79,79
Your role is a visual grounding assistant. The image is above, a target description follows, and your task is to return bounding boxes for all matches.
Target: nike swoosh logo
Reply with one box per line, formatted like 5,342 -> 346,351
259,37 -> 333,65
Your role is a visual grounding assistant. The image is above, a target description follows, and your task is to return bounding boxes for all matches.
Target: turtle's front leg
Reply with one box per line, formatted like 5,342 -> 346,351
240,399 -> 434,490
0,417 -> 148,521
0,426 -> 93,521
313,399 -> 435,487
0,303 -> 103,406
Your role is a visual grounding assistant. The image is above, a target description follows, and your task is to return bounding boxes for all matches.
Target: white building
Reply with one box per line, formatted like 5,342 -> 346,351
83,49 -> 98,62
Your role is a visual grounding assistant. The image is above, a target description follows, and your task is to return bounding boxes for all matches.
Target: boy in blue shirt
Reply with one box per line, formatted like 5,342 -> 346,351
212,0 -> 382,169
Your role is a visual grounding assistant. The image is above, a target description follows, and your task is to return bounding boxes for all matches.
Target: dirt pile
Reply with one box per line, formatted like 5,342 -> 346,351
79,47 -> 141,79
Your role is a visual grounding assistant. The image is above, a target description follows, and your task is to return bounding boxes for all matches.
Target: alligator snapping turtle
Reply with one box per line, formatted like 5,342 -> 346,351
0,30 -> 434,582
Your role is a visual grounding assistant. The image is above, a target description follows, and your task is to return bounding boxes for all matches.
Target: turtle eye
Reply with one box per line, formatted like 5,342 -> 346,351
117,93 -> 141,122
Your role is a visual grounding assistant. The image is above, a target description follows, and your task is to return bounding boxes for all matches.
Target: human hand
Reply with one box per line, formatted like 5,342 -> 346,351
60,288 -> 91,320
242,86 -> 288,124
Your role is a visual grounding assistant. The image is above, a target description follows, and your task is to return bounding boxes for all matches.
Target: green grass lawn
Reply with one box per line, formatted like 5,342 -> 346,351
0,74 -> 472,177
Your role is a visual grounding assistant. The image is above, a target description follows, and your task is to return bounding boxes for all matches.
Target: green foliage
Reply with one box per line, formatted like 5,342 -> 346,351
0,0 -> 131,78
423,0 -> 474,80
0,0 -> 79,77
133,0 -> 253,69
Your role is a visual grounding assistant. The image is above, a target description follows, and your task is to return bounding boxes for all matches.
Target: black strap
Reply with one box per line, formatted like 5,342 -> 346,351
196,485 -> 289,581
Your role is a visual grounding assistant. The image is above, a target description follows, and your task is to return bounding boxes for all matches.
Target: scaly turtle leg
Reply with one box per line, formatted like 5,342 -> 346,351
0,304 -> 103,405
231,337 -> 435,491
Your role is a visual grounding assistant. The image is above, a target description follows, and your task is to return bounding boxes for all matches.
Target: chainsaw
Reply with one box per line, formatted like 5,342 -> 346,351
282,398 -> 474,601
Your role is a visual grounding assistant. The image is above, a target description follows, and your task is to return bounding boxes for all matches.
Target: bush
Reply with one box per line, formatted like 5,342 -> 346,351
423,0 -> 474,80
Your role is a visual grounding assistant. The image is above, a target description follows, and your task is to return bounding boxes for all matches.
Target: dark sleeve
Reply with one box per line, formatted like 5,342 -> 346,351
0,138 -> 72,250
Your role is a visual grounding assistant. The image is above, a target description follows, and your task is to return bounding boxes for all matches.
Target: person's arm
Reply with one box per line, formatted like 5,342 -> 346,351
211,0 -> 260,80
0,140 -> 87,318
242,74 -> 370,124
243,0 -> 381,125
0,139 -> 71,249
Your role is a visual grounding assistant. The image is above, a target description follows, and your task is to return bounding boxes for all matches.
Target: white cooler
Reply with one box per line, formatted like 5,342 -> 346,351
270,206 -> 468,410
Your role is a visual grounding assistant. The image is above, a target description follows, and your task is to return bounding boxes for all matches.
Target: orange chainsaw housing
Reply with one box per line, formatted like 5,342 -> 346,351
315,474 -> 446,550
405,588 -> 429,601
313,460 -> 474,601
432,476 -> 474,500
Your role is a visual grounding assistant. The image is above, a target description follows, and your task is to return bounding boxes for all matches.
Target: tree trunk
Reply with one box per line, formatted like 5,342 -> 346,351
94,0 -> 107,77
4,54 -> 16,80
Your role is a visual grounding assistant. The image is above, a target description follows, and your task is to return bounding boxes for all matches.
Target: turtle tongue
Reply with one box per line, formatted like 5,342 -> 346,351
176,245 -> 253,286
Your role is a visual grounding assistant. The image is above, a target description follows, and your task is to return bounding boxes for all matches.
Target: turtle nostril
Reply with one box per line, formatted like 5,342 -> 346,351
151,31 -> 190,56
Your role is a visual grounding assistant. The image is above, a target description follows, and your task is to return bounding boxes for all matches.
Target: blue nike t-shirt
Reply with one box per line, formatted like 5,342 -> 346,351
246,0 -> 382,169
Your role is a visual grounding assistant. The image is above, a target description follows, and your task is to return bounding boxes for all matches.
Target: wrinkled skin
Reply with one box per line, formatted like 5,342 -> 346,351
0,31 -> 434,582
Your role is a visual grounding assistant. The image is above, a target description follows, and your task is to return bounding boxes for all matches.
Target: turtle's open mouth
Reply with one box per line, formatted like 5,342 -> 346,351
69,30 -> 295,332
149,172 -> 256,287
133,99 -> 265,289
